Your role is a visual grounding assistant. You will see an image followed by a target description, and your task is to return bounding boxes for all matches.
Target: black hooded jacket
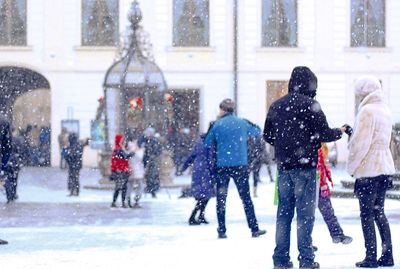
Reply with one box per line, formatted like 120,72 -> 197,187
0,115 -> 12,171
65,133 -> 84,171
263,66 -> 342,170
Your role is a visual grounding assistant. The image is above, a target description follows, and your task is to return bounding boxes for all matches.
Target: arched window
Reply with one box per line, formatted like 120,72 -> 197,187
0,0 -> 27,46
82,0 -> 119,46
173,0 -> 209,47
261,0 -> 297,47
351,0 -> 385,47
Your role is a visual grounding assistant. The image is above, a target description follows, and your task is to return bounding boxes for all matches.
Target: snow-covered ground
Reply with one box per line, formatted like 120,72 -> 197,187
1,167 -> 399,269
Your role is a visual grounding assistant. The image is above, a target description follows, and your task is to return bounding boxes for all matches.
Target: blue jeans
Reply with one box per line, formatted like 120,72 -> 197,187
273,168 -> 317,267
216,166 -> 259,234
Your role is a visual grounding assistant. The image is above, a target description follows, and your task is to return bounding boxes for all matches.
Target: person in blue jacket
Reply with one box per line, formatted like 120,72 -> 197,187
181,133 -> 216,225
204,99 -> 266,239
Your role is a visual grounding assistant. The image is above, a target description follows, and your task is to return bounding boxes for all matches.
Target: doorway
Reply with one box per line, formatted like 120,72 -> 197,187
0,66 -> 51,166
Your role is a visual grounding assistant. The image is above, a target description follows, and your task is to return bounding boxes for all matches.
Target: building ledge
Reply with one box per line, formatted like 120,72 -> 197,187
74,46 -> 117,52
166,46 -> 216,53
256,47 -> 306,53
0,46 -> 33,51
344,47 -> 393,53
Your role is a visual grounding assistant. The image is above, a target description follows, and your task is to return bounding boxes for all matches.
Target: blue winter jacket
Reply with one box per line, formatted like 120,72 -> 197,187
204,113 -> 261,168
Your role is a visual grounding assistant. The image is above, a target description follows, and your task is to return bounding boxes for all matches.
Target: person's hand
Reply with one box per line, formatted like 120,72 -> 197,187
342,124 -> 353,136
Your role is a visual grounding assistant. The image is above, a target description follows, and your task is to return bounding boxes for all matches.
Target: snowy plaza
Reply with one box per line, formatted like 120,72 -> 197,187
0,167 -> 399,269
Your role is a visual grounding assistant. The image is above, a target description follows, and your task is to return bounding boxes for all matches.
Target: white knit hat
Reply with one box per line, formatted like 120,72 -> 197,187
354,75 -> 382,98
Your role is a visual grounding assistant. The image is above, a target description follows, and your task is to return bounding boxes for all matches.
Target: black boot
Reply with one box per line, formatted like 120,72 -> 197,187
355,259 -> 378,268
0,239 -> 8,245
188,209 -> 200,225
378,253 -> 394,267
198,211 -> 209,224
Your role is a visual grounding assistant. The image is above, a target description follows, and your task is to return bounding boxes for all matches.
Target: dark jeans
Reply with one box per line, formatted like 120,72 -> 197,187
5,171 -> 19,202
68,169 -> 80,195
355,175 -> 393,260
216,166 -> 259,233
318,194 -> 344,238
273,168 -> 316,267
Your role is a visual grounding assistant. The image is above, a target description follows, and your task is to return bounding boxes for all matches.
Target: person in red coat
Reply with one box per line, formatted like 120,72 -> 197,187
317,144 -> 352,244
111,134 -> 134,208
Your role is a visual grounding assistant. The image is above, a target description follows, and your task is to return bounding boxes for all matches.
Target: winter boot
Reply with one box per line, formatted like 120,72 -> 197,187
332,235 -> 353,244
273,261 -> 293,269
198,211 -> 209,224
300,262 -> 320,269
377,253 -> 394,267
110,202 -> 117,208
251,229 -> 266,238
355,259 -> 378,268
0,239 -> 8,245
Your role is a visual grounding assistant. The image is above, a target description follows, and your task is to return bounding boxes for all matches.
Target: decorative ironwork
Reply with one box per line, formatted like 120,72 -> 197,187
103,0 -> 168,149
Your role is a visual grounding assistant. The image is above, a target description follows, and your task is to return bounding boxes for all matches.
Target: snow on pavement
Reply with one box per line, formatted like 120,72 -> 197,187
0,167 -> 399,269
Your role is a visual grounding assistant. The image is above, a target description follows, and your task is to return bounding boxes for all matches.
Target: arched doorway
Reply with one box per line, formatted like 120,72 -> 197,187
0,66 -> 51,166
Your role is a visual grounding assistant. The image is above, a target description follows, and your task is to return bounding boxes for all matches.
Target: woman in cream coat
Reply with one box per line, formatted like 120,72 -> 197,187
347,76 -> 395,268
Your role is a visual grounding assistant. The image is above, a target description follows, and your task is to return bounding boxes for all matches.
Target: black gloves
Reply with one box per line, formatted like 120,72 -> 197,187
342,124 -> 353,136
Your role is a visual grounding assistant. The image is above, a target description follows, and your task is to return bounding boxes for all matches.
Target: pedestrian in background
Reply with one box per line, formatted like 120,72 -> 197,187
347,76 -> 395,268
248,133 -> 274,197
180,133 -> 216,225
264,66 -> 344,269
4,129 -> 24,203
139,128 -> 162,198
0,113 -> 12,245
110,133 -> 135,207
126,139 -> 145,208
205,98 -> 266,239
64,133 -> 88,196
58,127 -> 69,169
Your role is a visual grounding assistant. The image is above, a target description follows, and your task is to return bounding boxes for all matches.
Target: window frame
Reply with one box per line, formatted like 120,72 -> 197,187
350,0 -> 386,48
0,0 -> 27,46
261,0 -> 298,48
172,0 -> 210,48
80,0 -> 119,47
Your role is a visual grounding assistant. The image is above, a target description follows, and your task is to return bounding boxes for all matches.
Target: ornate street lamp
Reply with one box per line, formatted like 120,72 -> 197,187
99,0 -> 168,180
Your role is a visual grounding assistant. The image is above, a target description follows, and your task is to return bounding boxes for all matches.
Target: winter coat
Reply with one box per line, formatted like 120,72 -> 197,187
181,137 -> 216,200
347,76 -> 395,178
127,141 -> 145,179
0,114 -> 12,172
64,133 -> 84,171
204,113 -> 261,168
111,134 -> 133,173
263,66 -> 342,170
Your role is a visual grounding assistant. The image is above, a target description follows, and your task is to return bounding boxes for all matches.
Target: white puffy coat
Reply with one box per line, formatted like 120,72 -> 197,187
347,77 -> 395,178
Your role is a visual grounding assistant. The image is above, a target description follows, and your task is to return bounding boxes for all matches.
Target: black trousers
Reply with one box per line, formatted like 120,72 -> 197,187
355,175 -> 393,260
112,172 -> 130,205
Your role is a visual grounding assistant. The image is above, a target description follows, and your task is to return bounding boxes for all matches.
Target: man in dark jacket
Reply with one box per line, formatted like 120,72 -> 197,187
0,114 -> 12,245
264,67 -> 344,269
64,133 -> 88,196
205,99 -> 266,239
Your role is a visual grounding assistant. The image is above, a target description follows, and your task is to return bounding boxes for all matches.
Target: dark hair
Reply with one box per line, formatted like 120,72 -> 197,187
219,98 -> 235,113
